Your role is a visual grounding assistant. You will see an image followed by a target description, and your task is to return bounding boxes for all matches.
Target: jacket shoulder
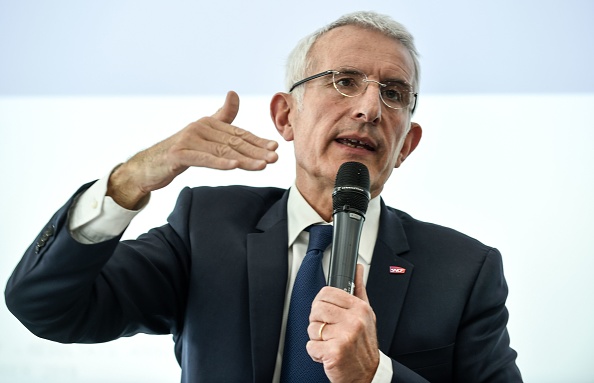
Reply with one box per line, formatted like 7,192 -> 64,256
167,185 -> 287,232
184,185 -> 286,213
389,206 -> 491,248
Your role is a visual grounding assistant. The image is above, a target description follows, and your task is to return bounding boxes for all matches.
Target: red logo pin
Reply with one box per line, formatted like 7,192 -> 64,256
389,266 -> 406,274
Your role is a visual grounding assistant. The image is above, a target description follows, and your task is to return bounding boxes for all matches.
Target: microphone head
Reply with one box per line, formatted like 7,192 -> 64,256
332,162 -> 370,215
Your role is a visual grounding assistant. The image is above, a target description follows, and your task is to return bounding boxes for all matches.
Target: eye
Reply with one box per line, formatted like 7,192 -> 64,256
335,76 -> 359,88
382,87 -> 403,101
333,71 -> 366,94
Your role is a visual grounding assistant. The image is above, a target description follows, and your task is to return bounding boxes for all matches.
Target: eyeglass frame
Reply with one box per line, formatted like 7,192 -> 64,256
288,68 -> 418,114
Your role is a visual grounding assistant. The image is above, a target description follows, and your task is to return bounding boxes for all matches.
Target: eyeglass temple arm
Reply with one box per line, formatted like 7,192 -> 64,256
289,70 -> 335,93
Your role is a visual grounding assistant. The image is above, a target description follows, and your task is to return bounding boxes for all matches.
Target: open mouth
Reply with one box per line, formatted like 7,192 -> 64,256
336,138 -> 375,151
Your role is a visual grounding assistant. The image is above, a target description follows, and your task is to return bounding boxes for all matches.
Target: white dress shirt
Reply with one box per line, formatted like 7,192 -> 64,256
68,174 -> 393,382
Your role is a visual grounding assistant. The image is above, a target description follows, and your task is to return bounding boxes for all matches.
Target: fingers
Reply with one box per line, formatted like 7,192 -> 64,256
195,90 -> 278,170
318,321 -> 328,341
307,282 -> 373,342
353,264 -> 369,303
304,273 -> 379,381
308,320 -> 332,342
207,117 -> 279,155
179,116 -> 278,171
211,91 -> 240,124
307,293 -> 369,336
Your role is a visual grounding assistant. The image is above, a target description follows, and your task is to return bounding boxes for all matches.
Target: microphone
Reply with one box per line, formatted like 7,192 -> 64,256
328,162 -> 370,294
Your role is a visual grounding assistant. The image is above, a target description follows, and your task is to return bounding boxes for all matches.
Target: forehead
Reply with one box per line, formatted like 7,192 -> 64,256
309,25 -> 415,82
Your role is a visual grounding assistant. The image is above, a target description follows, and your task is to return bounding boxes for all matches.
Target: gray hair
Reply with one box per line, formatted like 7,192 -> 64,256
286,11 -> 421,106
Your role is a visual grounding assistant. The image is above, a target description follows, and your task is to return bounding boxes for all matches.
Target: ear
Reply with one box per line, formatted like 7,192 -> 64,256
270,92 -> 295,141
395,122 -> 422,168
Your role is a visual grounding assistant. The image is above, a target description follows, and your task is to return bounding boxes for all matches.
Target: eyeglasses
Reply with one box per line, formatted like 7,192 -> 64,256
289,67 -> 418,113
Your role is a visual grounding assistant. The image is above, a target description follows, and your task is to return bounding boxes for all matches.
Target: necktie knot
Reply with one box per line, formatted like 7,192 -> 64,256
307,225 -> 333,253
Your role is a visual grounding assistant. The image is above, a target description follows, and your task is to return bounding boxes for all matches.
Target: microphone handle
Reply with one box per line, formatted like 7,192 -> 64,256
328,210 -> 365,294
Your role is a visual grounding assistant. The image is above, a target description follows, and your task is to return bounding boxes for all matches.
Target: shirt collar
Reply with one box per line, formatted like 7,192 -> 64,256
287,184 -> 380,265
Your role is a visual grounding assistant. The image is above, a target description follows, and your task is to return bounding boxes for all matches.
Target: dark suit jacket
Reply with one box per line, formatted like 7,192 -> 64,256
5,183 -> 521,382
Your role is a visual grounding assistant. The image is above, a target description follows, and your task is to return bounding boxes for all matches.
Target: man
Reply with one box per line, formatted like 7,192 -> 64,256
5,11 -> 522,382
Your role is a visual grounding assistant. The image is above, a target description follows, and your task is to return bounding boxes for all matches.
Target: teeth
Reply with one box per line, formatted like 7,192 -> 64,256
338,138 -> 372,150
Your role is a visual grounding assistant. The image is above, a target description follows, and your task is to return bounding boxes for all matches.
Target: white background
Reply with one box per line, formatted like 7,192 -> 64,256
1,1 -> 593,382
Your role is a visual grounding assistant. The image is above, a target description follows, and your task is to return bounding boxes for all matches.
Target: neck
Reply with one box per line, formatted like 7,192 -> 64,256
295,179 -> 334,222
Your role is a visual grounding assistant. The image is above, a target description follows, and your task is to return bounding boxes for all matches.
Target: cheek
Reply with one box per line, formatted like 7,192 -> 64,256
293,114 -> 335,144
382,132 -> 408,166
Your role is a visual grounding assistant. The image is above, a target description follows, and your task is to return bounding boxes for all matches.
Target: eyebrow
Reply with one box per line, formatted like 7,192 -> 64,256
382,78 -> 413,89
335,66 -> 362,74
334,66 -> 412,87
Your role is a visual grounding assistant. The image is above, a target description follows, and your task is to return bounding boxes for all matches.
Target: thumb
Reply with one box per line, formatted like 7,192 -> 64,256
212,91 -> 240,124
354,264 -> 370,303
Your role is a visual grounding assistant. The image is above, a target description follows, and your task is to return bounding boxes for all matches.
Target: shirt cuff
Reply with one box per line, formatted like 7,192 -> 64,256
370,351 -> 393,383
68,169 -> 149,244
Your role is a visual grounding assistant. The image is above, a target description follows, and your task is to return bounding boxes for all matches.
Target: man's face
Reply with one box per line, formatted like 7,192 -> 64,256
282,25 -> 420,199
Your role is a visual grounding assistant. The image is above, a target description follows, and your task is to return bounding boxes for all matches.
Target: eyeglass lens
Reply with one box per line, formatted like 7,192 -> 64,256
332,70 -> 413,109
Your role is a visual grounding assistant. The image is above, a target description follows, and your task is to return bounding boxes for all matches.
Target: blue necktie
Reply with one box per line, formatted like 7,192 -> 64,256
281,225 -> 333,383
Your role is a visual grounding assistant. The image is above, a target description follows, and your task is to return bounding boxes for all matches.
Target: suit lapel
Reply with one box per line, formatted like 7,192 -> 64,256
246,190 -> 290,382
366,200 -> 414,354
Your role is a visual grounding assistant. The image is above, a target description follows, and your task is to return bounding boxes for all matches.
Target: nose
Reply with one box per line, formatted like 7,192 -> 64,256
352,80 -> 382,124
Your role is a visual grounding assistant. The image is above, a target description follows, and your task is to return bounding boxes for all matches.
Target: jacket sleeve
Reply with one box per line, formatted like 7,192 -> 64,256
4,182 -> 191,344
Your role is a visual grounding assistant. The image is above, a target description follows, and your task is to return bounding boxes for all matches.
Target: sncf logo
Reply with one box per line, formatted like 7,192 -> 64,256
389,266 -> 406,274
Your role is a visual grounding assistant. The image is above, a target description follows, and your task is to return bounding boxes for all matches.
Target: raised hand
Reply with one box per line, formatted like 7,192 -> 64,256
107,91 -> 279,209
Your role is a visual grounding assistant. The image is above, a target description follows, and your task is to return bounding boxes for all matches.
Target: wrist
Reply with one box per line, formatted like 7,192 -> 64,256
107,163 -> 150,210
